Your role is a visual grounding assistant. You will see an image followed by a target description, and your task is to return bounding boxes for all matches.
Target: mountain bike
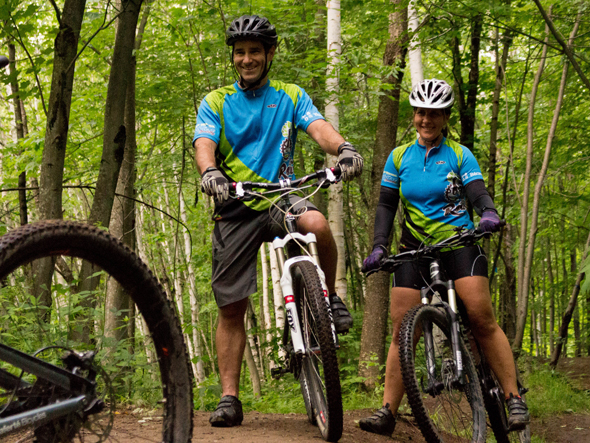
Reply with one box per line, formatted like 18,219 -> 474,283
367,227 -> 530,443
0,220 -> 193,442
230,167 -> 343,442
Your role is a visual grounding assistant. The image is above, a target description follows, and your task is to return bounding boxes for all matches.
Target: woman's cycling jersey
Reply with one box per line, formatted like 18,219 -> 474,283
381,137 -> 483,248
194,80 -> 323,219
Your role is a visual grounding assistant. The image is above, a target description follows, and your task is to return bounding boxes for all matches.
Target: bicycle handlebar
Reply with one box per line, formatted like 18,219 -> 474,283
231,166 -> 342,200
363,221 -> 505,277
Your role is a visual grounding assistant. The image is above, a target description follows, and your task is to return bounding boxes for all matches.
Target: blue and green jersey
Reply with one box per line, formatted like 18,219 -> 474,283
194,80 -> 323,218
381,137 -> 483,248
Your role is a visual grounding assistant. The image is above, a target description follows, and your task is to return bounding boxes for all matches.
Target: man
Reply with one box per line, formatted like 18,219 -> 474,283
193,15 -> 363,428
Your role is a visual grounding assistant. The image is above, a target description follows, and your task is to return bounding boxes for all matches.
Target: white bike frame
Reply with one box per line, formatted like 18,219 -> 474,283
272,232 -> 337,354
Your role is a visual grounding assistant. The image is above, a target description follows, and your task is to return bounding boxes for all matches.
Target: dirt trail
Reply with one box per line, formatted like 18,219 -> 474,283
55,356 -> 590,442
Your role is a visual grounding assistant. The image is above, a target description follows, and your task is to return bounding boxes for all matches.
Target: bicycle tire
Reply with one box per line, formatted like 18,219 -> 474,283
399,304 -> 486,443
293,260 -> 342,442
0,220 -> 193,442
481,367 -> 531,443
299,356 -> 317,425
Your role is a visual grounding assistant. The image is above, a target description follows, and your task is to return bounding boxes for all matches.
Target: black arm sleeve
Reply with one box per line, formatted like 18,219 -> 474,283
464,179 -> 496,216
373,186 -> 400,249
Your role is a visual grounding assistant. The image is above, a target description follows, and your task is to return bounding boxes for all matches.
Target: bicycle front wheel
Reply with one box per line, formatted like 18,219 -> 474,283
293,260 -> 342,442
0,220 -> 193,442
399,304 -> 486,443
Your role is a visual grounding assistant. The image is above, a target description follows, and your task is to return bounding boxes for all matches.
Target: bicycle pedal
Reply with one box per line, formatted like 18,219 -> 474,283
271,366 -> 289,380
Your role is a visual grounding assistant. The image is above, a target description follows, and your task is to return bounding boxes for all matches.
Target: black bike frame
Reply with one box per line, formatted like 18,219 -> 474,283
0,344 -> 94,437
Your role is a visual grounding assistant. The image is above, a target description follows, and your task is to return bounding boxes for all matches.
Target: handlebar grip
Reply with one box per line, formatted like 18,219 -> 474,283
0,56 -> 9,69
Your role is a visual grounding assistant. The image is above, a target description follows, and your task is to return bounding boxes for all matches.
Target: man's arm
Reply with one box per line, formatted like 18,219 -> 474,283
305,119 -> 345,156
194,137 -> 218,174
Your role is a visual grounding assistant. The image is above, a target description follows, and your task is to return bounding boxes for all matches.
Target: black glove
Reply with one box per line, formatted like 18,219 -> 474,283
201,167 -> 229,202
336,142 -> 363,181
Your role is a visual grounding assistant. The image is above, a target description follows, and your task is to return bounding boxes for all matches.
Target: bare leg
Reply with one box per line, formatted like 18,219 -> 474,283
383,287 -> 421,411
455,276 -> 519,397
216,297 -> 249,397
297,210 -> 337,293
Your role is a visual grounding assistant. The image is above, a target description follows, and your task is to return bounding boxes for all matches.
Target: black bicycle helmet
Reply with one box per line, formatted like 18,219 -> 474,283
226,15 -> 278,47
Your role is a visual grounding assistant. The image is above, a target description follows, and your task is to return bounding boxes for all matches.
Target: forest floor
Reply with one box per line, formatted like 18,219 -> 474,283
91,357 -> 590,442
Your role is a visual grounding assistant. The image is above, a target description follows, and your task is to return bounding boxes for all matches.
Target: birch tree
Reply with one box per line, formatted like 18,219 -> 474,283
325,0 -> 347,299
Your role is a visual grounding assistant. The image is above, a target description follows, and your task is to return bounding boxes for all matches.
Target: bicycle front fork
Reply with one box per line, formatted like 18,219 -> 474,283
421,271 -> 466,395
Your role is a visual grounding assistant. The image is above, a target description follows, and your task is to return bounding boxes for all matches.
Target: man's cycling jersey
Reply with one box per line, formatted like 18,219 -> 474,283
381,137 -> 483,248
194,79 -> 323,219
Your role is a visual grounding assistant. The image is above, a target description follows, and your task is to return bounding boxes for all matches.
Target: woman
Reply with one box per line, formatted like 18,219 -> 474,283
359,79 -> 529,437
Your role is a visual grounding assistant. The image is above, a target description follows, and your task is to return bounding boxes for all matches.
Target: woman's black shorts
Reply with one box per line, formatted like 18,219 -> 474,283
392,245 -> 488,289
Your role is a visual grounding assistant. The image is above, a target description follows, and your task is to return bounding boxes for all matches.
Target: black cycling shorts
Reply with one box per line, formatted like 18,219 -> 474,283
211,196 -> 318,308
392,245 -> 488,289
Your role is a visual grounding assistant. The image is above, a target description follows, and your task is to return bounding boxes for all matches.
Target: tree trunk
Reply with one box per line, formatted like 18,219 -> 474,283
513,19 -> 550,352
460,14 -> 482,151
105,1 -> 145,354
550,229 -> 590,368
37,0 -> 87,322
325,0 -> 347,299
407,0 -> 423,87
515,11 -> 578,352
358,0 -> 407,388
40,0 -> 87,221
488,27 -> 512,200
76,0 -> 143,343
499,224 -> 516,342
261,244 -> 274,370
8,43 -> 28,226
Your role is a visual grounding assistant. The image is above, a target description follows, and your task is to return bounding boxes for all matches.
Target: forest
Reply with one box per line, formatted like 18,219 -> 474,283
0,0 -> 589,434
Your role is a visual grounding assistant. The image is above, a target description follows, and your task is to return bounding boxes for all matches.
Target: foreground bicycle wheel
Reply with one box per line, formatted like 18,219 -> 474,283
293,260 -> 342,442
399,305 -> 486,443
0,220 -> 193,442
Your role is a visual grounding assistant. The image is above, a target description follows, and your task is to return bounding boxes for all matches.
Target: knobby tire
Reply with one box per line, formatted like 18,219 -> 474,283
399,304 -> 486,443
0,220 -> 193,442
293,260 -> 342,442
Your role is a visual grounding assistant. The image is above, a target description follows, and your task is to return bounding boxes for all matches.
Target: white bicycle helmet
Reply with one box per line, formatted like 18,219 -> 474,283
409,79 -> 454,109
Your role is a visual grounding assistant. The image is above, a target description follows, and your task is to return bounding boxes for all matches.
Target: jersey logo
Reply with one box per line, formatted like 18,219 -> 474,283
442,171 -> 466,216
267,104 -> 277,108
436,161 -> 446,165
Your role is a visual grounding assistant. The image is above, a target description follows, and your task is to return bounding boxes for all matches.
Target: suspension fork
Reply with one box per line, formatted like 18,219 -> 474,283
274,234 -> 337,353
421,287 -> 443,395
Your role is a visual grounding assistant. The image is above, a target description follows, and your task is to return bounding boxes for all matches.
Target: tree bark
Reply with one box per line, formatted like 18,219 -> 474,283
325,0 -> 347,299
358,0 -> 407,388
40,0 -> 87,221
460,14 -> 482,151
515,11 -> 579,352
76,0 -> 143,343
8,43 -> 27,226
488,27 -> 512,200
550,229 -> 590,368
35,1 -> 87,319
513,19 -> 550,352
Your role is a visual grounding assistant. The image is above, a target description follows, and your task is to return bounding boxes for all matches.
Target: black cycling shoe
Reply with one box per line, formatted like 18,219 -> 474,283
329,294 -> 353,334
209,395 -> 243,427
506,393 -> 530,431
359,404 -> 396,436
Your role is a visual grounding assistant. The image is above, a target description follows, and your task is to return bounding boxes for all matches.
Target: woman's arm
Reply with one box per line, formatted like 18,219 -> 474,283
373,186 -> 400,249
464,179 -> 496,216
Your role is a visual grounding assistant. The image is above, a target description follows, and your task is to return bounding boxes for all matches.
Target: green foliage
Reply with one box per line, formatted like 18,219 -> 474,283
525,364 -> 590,418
